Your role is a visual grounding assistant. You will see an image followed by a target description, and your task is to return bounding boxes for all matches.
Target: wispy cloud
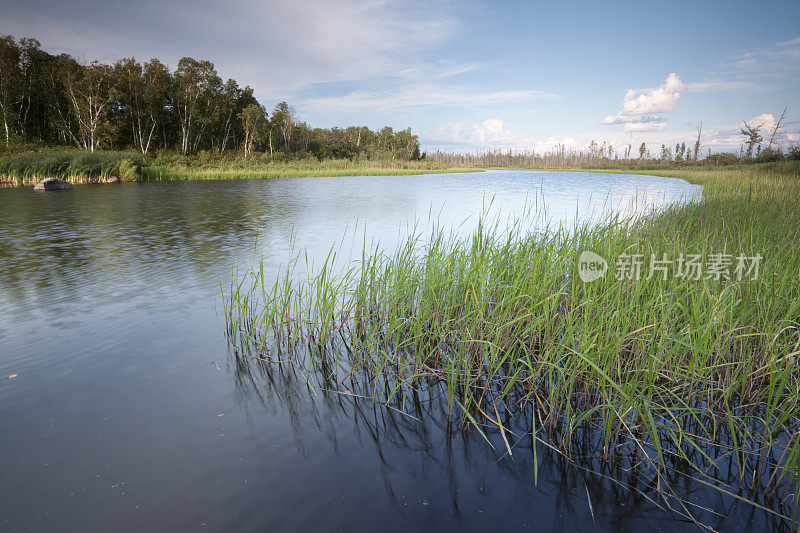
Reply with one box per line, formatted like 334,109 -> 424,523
303,87 -> 555,113
690,35 -> 800,92
602,73 -> 686,132
687,80 -> 761,92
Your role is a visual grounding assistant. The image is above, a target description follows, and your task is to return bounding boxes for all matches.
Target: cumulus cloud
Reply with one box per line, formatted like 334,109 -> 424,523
619,73 -> 686,115
602,73 -> 686,132
427,119 -> 535,148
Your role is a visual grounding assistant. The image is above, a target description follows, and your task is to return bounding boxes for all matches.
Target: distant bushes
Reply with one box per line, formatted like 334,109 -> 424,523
703,152 -> 740,165
0,151 -> 142,182
755,147 -> 785,163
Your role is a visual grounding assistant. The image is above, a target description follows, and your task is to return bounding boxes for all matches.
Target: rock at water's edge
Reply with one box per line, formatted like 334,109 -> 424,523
33,177 -> 73,191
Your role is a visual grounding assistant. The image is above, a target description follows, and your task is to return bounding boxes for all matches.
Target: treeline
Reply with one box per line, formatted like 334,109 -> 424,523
0,35 -> 421,160
430,140 -> 800,168
428,143 -> 689,168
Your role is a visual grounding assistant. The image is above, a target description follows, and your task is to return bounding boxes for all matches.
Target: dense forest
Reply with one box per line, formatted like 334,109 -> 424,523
0,35 -> 422,160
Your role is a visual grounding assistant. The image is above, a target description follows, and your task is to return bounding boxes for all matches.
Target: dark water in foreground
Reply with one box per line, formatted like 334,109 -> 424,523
2,169 -> 782,531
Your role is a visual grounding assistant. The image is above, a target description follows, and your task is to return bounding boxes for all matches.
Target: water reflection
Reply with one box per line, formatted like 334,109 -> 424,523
227,341 -> 796,531
1,170 -> 722,531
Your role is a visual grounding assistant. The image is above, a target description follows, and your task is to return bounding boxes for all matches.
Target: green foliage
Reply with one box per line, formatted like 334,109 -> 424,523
0,34 -> 423,161
704,152 -> 740,165
0,150 -> 142,183
756,147 -> 785,162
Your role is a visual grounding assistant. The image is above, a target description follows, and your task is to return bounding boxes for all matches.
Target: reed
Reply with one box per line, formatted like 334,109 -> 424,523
225,162 -> 800,526
0,151 -> 142,184
140,158 -> 479,181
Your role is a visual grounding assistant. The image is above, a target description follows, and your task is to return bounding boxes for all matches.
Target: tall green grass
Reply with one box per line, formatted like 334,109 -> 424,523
1,151 -> 475,185
225,162 -> 800,526
0,151 -> 142,184
141,157 -> 479,181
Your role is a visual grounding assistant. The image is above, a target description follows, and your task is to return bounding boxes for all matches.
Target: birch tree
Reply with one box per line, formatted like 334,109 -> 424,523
114,57 -> 170,154
238,103 -> 267,159
65,61 -> 116,152
173,57 -> 221,155
271,101 -> 295,150
0,35 -> 21,146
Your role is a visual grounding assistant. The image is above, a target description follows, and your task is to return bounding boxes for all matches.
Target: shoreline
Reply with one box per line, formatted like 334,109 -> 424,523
0,167 -> 483,187
0,153 -> 484,186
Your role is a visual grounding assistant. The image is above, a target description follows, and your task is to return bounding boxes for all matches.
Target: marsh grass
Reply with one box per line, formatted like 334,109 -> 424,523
0,151 -> 478,185
225,163 -> 800,527
141,158 -> 480,181
0,151 -> 143,184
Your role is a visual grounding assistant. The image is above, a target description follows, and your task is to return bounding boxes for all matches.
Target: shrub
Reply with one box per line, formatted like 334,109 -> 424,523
755,147 -> 785,163
704,152 -> 739,165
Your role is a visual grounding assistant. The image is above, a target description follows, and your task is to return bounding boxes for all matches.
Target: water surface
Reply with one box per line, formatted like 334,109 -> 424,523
4,170 -> 778,532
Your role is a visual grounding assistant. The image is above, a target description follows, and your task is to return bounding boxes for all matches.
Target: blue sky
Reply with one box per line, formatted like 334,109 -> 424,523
1,0 -> 798,153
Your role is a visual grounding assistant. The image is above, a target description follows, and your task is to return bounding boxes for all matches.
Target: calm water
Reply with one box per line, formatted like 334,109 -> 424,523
1,169 -> 779,532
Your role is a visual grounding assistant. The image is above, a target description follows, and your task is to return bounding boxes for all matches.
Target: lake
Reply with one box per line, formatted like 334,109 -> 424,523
4,169 -> 778,531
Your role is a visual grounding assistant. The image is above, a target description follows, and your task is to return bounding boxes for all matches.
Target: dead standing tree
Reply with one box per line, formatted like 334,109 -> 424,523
767,104 -> 788,150
694,121 -> 702,161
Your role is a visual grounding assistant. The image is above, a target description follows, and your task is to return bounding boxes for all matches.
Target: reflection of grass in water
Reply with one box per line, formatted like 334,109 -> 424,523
228,345 -> 794,530
224,163 -> 800,528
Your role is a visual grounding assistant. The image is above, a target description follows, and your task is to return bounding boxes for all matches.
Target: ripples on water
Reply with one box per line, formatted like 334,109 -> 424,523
10,170 -> 787,532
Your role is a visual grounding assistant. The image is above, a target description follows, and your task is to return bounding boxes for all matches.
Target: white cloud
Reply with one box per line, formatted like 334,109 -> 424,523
425,120 -> 589,153
619,73 -> 686,115
602,73 -> 686,133
427,119 -> 535,148
622,121 -> 668,132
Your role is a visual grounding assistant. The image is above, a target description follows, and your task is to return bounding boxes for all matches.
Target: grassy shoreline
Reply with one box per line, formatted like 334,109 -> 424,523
225,161 -> 800,526
0,150 -> 481,186
140,160 -> 480,181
